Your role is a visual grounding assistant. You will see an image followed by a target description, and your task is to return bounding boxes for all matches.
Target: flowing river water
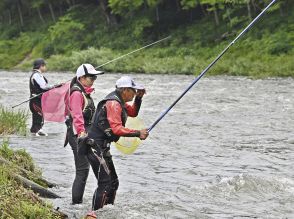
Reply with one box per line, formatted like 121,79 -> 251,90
0,71 -> 294,219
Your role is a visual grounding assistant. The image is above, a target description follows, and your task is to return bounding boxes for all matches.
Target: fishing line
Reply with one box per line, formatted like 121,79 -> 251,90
147,0 -> 277,133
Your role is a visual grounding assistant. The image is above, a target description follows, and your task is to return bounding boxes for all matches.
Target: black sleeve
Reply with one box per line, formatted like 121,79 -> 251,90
134,96 -> 142,116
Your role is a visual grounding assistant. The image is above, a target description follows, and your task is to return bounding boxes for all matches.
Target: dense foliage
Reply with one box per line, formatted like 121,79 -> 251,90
0,0 -> 293,77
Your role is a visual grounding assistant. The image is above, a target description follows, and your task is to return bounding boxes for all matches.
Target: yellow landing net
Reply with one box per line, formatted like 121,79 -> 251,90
114,117 -> 145,154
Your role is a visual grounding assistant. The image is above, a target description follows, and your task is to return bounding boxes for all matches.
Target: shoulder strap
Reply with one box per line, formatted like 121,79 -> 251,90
70,85 -> 88,111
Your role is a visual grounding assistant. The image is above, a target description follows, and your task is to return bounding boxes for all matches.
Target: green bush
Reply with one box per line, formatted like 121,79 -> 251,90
0,106 -> 28,135
48,14 -> 85,54
0,32 -> 39,69
49,47 -> 121,72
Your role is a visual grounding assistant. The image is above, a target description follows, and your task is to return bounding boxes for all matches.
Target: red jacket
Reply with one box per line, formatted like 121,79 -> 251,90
105,100 -> 139,136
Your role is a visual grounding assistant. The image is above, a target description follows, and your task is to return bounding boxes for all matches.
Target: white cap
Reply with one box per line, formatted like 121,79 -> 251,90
76,63 -> 104,78
115,76 -> 144,90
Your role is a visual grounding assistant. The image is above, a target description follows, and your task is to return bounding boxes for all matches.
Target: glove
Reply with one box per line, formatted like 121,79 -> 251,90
77,135 -> 95,156
77,131 -> 87,143
136,89 -> 146,98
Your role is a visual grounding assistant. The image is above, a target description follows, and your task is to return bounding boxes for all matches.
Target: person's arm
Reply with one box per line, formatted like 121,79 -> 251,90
125,96 -> 142,117
33,73 -> 54,90
106,100 -> 140,137
125,89 -> 145,116
70,91 -> 86,135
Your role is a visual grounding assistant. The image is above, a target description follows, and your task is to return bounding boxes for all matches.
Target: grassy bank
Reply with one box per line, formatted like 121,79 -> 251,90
0,140 -> 62,218
0,108 -> 63,218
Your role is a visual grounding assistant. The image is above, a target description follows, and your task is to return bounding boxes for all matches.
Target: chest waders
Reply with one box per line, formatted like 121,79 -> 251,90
29,71 -> 49,133
86,91 -> 127,210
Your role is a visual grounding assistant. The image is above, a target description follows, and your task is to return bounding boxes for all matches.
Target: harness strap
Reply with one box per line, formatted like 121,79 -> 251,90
91,148 -> 110,175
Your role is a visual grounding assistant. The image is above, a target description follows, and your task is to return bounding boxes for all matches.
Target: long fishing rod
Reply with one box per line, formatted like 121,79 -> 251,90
95,36 -> 171,69
148,0 -> 277,132
12,93 -> 44,109
11,36 -> 171,109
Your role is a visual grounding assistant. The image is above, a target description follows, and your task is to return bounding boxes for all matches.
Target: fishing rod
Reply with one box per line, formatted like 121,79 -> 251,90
148,0 -> 277,132
95,36 -> 171,69
11,83 -> 65,109
12,94 -> 43,109
11,36 -> 171,109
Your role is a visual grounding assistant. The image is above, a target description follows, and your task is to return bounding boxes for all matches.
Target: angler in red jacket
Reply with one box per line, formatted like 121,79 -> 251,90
85,76 -> 149,210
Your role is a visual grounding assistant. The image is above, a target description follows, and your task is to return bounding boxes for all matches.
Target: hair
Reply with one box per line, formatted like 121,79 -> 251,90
33,58 -> 46,69
115,87 -> 124,93
70,77 -> 77,88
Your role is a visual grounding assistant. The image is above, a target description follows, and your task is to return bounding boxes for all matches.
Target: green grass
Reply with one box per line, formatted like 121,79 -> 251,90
0,165 -> 61,219
0,140 -> 62,218
0,106 -> 28,136
0,139 -> 39,174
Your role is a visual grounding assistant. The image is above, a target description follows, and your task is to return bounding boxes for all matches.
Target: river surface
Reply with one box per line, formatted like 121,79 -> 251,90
0,71 -> 294,219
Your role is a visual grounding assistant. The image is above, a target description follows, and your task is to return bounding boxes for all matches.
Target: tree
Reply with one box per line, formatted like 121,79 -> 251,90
31,0 -> 45,24
44,0 -> 58,22
108,0 -> 144,16
199,0 -> 224,26
146,0 -> 162,22
180,0 -> 199,10
98,0 -> 119,25
17,0 -> 24,26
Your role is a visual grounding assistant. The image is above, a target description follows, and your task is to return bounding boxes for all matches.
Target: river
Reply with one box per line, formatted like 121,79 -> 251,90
0,71 -> 293,219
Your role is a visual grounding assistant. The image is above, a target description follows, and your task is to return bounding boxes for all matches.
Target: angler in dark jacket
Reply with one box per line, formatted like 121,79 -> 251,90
29,58 -> 54,136
84,76 -> 148,211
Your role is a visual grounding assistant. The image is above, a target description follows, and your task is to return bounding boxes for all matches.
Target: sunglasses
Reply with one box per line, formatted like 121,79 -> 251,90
128,88 -> 137,93
86,75 -> 97,81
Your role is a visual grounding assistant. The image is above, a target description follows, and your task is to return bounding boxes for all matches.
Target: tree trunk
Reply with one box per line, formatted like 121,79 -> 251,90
65,0 -> 71,7
226,8 -> 232,28
200,3 -> 207,17
247,0 -> 252,21
48,2 -> 56,22
8,10 -> 12,25
175,0 -> 181,12
58,4 -> 63,16
279,1 -> 286,17
37,7 -> 45,24
156,6 -> 159,22
65,0 -> 75,7
251,0 -> 260,14
17,1 -> 24,26
98,0 -> 118,26
213,7 -> 219,26
14,174 -> 61,199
